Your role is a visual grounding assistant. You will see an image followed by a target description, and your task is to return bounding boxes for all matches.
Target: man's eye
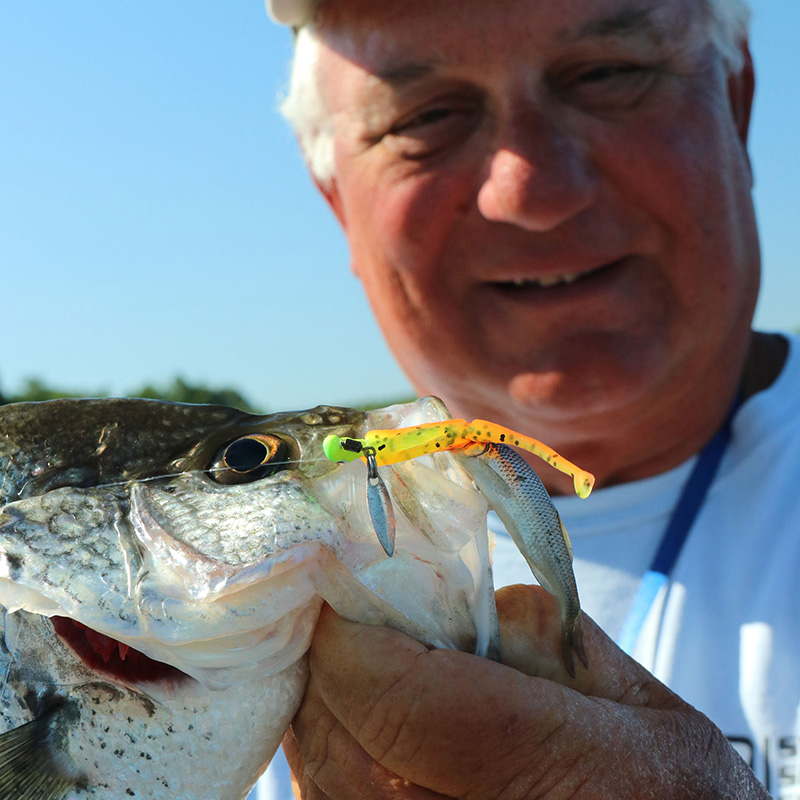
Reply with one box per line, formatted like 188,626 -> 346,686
579,64 -> 643,83
399,107 -> 457,130
384,101 -> 480,159
556,63 -> 659,111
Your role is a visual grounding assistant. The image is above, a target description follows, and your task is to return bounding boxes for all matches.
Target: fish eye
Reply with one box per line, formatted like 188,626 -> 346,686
208,434 -> 293,484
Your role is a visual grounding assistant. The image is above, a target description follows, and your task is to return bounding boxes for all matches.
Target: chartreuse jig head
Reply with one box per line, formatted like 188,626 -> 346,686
323,418 -> 594,499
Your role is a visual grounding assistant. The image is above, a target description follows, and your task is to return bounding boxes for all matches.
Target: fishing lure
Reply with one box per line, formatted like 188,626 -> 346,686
323,418 -> 593,554
323,418 -> 594,497
324,417 -> 594,674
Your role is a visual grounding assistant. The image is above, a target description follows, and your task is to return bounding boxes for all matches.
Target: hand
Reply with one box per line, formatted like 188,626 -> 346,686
282,585 -> 767,799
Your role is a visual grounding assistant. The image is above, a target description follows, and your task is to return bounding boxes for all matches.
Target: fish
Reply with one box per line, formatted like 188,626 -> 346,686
0,394 -> 585,799
456,444 -> 587,676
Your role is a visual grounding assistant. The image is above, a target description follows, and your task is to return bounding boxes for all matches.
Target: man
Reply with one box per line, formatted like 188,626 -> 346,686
259,0 -> 800,796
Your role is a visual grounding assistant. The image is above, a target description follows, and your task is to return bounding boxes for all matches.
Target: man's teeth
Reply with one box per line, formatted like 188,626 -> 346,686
511,273 -> 581,288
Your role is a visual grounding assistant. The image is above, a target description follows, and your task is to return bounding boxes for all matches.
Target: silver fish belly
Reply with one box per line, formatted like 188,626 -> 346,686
0,395 -> 585,799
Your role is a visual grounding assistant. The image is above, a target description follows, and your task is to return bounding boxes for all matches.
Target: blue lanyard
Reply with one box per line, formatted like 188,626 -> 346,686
617,397 -> 740,655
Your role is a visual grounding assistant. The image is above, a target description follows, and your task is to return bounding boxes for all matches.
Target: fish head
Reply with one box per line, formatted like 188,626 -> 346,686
0,396 -> 494,799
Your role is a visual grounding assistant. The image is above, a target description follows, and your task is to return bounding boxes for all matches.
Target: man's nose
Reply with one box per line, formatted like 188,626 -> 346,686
476,112 -> 598,232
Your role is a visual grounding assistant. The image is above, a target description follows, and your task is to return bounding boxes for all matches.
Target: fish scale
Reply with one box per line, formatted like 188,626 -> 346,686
139,477 -> 333,566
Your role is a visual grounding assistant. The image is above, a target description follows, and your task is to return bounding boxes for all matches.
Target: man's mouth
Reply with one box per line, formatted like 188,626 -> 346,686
507,272 -> 583,288
496,262 -> 615,291
52,617 -> 187,684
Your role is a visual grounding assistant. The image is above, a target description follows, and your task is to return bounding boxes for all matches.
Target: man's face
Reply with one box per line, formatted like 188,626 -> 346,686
313,0 -> 759,435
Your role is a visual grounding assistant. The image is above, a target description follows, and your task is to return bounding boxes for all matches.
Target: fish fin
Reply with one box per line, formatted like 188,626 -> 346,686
561,612 -> 589,679
0,701 -> 78,800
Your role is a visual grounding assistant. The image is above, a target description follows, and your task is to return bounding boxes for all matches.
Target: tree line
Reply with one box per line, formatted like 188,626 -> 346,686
0,376 -> 415,412
0,376 -> 257,412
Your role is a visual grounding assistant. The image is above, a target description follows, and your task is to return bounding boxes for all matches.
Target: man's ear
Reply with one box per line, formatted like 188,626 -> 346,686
728,41 -> 755,146
313,175 -> 347,229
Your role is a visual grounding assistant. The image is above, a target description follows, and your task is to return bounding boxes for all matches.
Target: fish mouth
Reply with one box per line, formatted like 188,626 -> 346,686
51,617 -> 188,685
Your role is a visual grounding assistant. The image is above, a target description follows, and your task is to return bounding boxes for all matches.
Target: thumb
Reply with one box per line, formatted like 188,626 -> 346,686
494,584 -> 680,708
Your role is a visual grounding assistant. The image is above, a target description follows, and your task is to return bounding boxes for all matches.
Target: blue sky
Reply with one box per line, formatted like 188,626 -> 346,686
1,1 -> 797,412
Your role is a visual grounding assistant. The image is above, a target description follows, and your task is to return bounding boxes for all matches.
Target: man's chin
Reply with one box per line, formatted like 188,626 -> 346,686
507,368 -> 651,423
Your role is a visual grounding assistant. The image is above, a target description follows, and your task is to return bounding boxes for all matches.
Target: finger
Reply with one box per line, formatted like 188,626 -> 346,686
284,672 -> 448,800
495,584 -> 680,709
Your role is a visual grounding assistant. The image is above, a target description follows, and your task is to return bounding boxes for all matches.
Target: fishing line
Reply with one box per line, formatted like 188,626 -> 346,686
86,457 -> 352,492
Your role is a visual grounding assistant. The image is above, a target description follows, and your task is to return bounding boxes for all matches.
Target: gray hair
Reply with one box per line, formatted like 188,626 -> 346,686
280,25 -> 337,186
280,0 -> 752,186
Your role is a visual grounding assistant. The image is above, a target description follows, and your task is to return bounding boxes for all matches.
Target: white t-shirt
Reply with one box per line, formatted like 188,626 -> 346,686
253,333 -> 800,800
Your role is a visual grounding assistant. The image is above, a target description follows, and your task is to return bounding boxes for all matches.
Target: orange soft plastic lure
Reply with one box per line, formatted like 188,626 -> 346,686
323,418 -> 594,499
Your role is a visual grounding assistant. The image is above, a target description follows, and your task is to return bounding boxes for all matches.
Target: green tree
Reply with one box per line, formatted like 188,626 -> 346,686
133,377 -> 257,411
0,376 -> 258,411
4,377 -> 89,402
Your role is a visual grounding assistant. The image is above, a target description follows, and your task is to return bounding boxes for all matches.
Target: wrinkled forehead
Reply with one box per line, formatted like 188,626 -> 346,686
311,0 -> 709,73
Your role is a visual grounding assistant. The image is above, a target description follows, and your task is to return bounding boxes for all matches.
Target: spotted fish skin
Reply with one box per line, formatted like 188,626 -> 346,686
0,397 -> 495,799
